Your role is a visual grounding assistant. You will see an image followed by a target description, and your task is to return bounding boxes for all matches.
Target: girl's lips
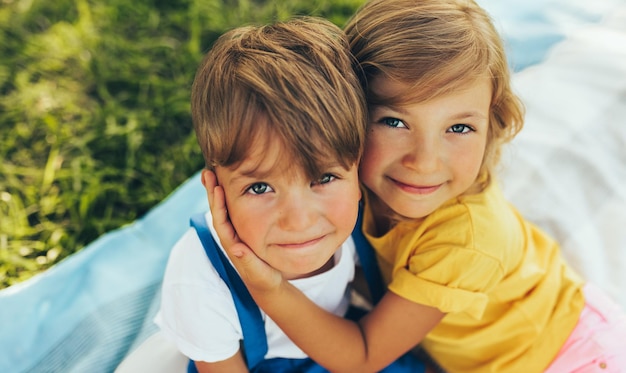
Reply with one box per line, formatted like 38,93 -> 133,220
391,178 -> 442,195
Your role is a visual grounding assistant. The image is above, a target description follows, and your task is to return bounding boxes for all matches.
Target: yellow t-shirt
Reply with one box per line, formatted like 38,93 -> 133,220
363,181 -> 584,373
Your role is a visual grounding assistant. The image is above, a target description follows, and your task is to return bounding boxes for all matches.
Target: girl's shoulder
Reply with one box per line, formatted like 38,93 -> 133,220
418,182 -> 525,263
430,181 -> 517,233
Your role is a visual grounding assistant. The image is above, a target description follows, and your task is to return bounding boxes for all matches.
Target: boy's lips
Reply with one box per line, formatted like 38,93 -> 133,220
390,177 -> 442,195
276,235 -> 326,249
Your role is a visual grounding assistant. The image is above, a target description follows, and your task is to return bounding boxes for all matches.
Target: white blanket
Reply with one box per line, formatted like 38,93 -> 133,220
499,4 -> 626,309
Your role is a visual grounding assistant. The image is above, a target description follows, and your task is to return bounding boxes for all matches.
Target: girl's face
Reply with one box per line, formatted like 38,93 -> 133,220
360,75 -> 491,223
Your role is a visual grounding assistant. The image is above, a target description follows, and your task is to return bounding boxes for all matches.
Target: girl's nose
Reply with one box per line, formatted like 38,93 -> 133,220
401,137 -> 440,174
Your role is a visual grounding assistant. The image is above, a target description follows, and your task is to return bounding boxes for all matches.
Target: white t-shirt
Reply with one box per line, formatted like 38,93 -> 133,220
154,212 -> 357,363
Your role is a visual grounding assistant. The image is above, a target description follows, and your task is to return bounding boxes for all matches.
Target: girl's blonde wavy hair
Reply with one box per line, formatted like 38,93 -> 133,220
345,0 -> 525,191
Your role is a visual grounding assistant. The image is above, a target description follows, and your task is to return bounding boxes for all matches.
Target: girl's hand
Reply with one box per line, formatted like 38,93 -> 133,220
201,169 -> 283,293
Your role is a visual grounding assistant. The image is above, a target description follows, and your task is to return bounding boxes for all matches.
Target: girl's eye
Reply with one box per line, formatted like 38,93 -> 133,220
312,173 -> 336,186
247,183 -> 273,195
381,117 -> 406,128
448,124 -> 473,134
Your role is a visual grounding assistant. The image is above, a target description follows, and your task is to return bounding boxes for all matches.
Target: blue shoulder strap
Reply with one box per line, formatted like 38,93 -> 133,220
189,214 -> 268,369
351,202 -> 386,305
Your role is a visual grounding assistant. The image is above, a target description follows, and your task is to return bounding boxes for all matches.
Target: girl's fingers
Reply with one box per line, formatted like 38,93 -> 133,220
201,169 -> 237,246
232,243 -> 282,289
201,169 -> 218,208
211,183 -> 239,248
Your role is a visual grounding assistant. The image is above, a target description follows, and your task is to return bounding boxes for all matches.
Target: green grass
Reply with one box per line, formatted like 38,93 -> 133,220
0,0 -> 363,288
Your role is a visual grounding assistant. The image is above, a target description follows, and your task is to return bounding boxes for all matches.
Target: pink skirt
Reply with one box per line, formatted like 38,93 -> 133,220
545,284 -> 626,372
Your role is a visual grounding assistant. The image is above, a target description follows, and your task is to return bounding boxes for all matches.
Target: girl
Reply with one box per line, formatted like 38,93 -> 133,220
208,0 -> 626,372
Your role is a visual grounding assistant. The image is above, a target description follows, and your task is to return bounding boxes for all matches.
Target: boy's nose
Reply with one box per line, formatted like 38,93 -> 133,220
277,195 -> 316,231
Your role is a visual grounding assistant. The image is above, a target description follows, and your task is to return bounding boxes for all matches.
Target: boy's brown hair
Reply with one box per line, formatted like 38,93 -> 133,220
191,17 -> 366,179
345,0 -> 525,190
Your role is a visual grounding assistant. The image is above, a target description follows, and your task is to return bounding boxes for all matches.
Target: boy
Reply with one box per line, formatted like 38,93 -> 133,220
155,16 -> 369,372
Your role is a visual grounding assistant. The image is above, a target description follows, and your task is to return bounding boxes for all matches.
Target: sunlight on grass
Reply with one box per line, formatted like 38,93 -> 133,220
0,0 -> 364,288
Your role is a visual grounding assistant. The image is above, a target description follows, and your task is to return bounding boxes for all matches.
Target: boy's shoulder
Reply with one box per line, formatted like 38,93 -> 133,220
162,220 -> 225,289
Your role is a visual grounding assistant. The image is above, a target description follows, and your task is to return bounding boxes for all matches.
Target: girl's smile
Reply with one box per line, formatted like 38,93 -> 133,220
388,177 -> 443,196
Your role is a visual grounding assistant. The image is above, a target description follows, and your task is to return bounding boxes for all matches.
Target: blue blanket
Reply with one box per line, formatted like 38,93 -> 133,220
0,173 -> 207,372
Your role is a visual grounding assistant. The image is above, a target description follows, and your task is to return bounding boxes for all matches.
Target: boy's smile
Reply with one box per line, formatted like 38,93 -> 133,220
360,75 -> 491,223
211,134 -> 361,280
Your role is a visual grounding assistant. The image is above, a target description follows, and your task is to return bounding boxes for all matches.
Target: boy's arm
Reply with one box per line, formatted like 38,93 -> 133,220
195,350 -> 248,373
203,170 -> 445,372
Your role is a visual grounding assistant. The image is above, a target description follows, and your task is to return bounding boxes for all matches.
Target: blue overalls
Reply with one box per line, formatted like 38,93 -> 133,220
187,207 -> 427,373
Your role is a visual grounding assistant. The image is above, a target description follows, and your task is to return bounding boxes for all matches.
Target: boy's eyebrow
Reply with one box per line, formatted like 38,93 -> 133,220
231,166 -> 274,181
229,160 -> 347,184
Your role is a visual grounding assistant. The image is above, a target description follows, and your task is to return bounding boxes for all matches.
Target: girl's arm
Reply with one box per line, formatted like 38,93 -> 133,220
202,171 -> 445,372
195,350 -> 248,373
256,280 -> 444,372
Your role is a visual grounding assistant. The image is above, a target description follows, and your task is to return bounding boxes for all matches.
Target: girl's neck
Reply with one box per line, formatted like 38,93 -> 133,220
367,192 -> 425,235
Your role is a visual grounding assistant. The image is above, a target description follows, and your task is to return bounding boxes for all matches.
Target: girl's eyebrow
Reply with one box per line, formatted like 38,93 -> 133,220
372,103 -> 404,113
373,105 -> 487,121
449,111 -> 488,121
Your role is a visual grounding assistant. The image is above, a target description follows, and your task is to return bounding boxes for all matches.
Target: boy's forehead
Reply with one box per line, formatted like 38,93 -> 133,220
236,134 -> 290,176
224,148 -> 347,191
228,134 -> 308,179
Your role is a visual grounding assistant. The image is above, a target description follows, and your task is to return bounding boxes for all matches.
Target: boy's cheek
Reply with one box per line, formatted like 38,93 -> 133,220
229,212 -> 262,253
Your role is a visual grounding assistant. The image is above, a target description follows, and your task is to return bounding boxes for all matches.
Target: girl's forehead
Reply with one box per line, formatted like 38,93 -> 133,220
369,72 -> 492,105
369,75 -> 408,97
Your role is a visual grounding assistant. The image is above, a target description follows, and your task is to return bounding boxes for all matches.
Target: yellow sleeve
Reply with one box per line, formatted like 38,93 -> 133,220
388,247 -> 504,319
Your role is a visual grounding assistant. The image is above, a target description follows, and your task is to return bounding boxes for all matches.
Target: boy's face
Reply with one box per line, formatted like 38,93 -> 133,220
360,75 -> 491,222
213,135 -> 361,280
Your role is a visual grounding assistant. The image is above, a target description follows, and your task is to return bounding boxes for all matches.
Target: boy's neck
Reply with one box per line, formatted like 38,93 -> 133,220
284,255 -> 335,280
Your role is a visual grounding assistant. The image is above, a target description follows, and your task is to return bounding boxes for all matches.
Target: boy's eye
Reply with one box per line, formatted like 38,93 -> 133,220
381,117 -> 406,128
312,173 -> 336,186
247,182 -> 273,195
448,124 -> 473,134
